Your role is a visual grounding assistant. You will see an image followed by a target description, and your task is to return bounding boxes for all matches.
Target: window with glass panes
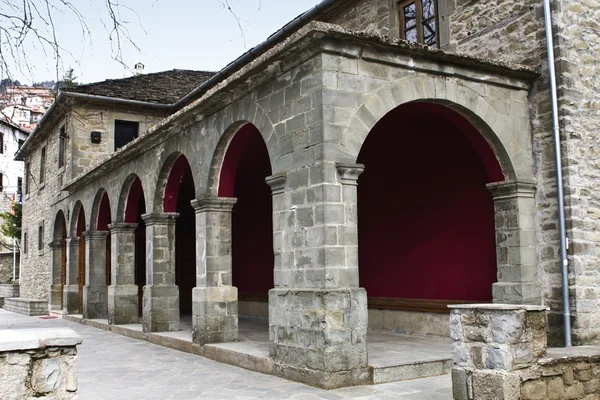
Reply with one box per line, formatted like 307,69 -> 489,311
398,0 -> 438,47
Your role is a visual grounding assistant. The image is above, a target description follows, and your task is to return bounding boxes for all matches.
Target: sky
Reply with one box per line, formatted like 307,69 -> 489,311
8,0 -> 322,85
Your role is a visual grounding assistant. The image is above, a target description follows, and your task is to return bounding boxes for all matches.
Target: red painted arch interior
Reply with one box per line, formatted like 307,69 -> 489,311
164,155 -> 192,213
220,124 -> 274,294
124,178 -> 144,223
97,192 -> 111,231
357,103 -> 500,302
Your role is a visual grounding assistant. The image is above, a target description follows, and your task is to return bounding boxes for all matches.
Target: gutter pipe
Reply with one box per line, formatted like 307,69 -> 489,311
543,0 -> 571,347
14,0 -> 339,161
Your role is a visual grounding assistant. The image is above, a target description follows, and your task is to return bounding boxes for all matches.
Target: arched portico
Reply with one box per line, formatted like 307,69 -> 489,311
191,122 -> 274,345
340,77 -> 540,307
63,201 -> 86,314
49,210 -> 67,311
83,190 -> 112,319
107,175 -> 147,325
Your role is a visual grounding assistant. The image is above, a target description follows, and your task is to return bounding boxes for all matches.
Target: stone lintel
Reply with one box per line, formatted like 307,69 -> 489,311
486,180 -> 536,200
191,197 -> 237,213
266,173 -> 287,195
82,230 -> 109,240
141,212 -> 179,226
336,163 -> 365,186
107,223 -> 138,233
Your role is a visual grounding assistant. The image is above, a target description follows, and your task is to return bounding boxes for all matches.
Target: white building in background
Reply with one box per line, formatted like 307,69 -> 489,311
1,86 -> 54,132
0,119 -> 28,253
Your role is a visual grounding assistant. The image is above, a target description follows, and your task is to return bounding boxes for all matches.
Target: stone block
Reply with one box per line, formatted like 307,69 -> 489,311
143,284 -> 179,332
108,284 -> 139,325
472,370 -> 520,400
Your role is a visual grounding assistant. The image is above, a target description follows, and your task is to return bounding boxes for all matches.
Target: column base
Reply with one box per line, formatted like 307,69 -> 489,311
83,284 -> 108,319
63,285 -> 80,314
49,284 -> 63,311
192,286 -> 238,345
142,285 -> 179,332
268,287 -> 369,389
108,284 -> 139,325
492,282 -> 542,305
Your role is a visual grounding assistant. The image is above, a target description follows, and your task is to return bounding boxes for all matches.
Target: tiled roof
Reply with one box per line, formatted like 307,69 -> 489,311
61,69 -> 216,105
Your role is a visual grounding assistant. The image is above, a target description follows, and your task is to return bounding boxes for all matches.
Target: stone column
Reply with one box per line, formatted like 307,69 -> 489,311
49,240 -> 63,312
487,181 -> 542,305
82,230 -> 109,319
267,163 -> 369,389
190,197 -> 238,345
107,223 -> 139,325
63,237 -> 80,314
449,304 -> 548,400
141,212 -> 179,332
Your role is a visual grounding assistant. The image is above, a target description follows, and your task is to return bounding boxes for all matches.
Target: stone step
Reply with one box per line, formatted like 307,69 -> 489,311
370,358 -> 452,384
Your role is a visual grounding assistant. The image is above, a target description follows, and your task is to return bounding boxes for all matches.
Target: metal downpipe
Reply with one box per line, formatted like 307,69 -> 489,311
543,0 -> 571,347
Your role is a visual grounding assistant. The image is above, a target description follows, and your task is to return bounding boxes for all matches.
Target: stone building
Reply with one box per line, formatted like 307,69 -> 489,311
15,0 -> 600,389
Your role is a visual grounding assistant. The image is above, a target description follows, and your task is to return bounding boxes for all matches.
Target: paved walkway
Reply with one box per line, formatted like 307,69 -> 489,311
0,309 -> 452,399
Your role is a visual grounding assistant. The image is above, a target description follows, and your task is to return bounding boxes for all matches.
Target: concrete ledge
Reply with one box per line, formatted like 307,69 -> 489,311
371,358 -> 452,384
273,363 -> 371,390
0,328 -> 82,351
3,297 -> 48,316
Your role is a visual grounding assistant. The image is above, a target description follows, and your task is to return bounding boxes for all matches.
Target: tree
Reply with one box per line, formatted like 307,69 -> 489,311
0,200 -> 21,251
0,0 -> 142,83
55,68 -> 78,91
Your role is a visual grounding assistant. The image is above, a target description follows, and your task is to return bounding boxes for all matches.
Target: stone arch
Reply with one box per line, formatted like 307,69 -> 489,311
153,151 -> 191,213
206,121 -> 276,197
70,200 -> 86,238
89,188 -> 112,231
53,210 -> 67,242
116,173 -> 145,223
340,76 -> 534,182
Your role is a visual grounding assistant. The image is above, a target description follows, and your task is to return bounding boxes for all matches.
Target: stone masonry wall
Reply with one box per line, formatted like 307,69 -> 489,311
520,355 -> 600,400
20,114 -> 65,301
450,304 -> 600,400
551,0 -> 600,345
0,328 -> 81,400
68,103 -> 168,180
0,252 -> 18,283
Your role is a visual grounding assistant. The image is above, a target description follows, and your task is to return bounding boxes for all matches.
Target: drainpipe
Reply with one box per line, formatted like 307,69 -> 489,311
543,0 -> 571,347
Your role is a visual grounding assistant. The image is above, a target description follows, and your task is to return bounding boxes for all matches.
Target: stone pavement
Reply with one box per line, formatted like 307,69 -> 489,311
0,309 -> 452,399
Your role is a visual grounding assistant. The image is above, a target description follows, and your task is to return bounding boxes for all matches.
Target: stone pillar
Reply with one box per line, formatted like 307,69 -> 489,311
141,212 -> 179,332
49,240 -> 63,312
63,237 -> 80,314
267,163 -> 369,389
487,181 -> 542,305
82,230 -> 109,319
190,197 -> 238,345
107,223 -> 139,325
449,304 -> 548,400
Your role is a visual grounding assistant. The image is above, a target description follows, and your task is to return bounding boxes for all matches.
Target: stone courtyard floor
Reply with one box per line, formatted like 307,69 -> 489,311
0,309 -> 452,399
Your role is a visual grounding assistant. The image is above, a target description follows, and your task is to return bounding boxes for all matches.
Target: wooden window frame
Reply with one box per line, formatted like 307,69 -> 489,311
58,126 -> 66,169
39,146 -> 46,185
397,0 -> 440,48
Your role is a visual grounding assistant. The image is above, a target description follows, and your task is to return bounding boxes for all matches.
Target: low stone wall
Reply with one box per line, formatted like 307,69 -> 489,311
520,350 -> 600,400
0,283 -> 19,307
450,304 -> 600,400
0,328 -> 82,400
4,297 -> 48,316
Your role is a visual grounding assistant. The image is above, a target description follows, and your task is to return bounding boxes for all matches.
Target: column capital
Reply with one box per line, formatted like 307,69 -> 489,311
67,237 -> 80,247
336,163 -> 364,186
83,230 -> 110,240
486,180 -> 536,200
191,197 -> 237,213
266,173 -> 287,195
141,212 -> 179,225
48,240 -> 63,249
108,223 -> 138,233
